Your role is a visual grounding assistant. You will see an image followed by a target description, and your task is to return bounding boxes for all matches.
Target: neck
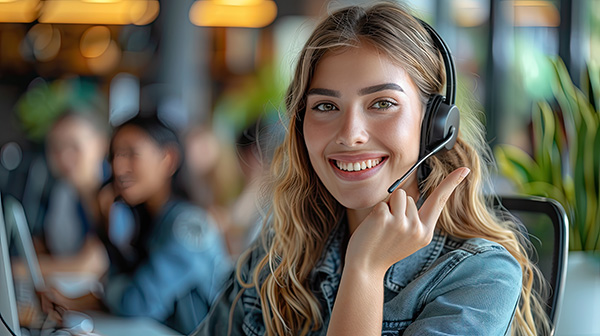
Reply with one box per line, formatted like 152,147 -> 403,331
145,184 -> 172,216
75,174 -> 101,207
346,207 -> 371,234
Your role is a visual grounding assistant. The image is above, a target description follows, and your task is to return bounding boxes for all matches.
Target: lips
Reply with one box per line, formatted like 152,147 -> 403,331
117,176 -> 135,189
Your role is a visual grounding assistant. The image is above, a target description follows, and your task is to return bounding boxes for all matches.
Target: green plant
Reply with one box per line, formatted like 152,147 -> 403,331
495,59 -> 600,252
16,77 -> 105,142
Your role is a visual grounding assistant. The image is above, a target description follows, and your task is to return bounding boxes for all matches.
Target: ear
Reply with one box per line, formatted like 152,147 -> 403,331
162,145 -> 181,177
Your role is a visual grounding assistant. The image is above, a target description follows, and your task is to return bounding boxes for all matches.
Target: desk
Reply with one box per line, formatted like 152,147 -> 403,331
88,312 -> 182,336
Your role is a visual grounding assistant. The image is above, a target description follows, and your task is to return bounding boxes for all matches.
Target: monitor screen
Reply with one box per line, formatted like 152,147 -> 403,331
0,193 -> 21,336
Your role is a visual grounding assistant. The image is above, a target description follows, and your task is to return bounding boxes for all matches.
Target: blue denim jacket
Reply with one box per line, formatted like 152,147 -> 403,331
102,200 -> 232,334
192,218 -> 522,336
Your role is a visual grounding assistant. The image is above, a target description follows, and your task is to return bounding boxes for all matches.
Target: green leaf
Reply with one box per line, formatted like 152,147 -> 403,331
495,58 -> 600,252
495,145 -> 539,187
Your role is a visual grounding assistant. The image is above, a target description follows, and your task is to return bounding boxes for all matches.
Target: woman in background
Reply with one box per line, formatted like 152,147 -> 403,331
52,115 -> 231,334
39,111 -> 109,276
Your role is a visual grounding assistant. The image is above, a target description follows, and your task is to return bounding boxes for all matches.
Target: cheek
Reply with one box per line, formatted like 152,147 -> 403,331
303,116 -> 333,156
381,114 -> 422,159
135,155 -> 168,187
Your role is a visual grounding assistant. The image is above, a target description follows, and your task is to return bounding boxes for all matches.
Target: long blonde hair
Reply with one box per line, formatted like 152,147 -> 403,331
238,2 -> 551,335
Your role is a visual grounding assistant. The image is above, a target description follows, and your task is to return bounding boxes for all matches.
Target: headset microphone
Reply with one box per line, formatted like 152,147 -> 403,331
387,126 -> 456,194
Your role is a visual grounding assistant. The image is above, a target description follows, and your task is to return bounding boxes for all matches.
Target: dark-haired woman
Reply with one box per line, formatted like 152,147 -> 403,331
51,116 -> 231,334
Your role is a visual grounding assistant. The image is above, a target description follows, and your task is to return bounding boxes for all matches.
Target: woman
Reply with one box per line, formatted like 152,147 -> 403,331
40,111 -> 110,275
194,3 -> 549,336
51,115 -> 231,334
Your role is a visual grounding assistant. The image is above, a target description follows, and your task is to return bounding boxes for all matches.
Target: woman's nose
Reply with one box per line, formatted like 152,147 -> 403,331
335,108 -> 369,147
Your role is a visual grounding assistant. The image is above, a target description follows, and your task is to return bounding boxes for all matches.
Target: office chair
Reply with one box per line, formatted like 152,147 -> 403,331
498,195 -> 569,334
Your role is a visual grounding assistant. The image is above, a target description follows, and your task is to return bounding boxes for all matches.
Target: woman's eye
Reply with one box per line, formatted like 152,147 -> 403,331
313,103 -> 337,112
114,151 -> 131,158
371,100 -> 396,110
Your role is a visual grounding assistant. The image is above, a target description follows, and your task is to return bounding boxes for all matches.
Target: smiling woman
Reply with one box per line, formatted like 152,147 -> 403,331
192,2 -> 550,336
303,46 -> 423,213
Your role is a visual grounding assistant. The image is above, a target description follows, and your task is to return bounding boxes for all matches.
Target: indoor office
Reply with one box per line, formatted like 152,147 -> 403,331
0,0 -> 598,335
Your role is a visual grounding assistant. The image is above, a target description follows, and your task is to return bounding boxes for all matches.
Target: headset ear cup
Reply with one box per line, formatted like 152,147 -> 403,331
418,94 -> 443,185
420,94 -> 444,155
441,104 -> 460,150
417,94 -> 460,185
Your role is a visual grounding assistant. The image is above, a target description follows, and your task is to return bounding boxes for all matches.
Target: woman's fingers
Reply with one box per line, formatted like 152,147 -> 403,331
418,167 -> 470,228
406,196 -> 418,222
388,187 -> 407,217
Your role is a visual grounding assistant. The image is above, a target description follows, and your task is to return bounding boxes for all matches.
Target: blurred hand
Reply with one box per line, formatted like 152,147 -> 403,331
38,289 -> 66,325
98,183 -> 117,221
39,287 -> 105,322
345,167 -> 470,276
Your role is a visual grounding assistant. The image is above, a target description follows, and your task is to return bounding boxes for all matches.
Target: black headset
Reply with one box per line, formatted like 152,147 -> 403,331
388,19 -> 460,194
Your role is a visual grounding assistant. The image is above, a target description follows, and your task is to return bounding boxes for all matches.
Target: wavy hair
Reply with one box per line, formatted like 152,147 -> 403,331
237,2 -> 551,335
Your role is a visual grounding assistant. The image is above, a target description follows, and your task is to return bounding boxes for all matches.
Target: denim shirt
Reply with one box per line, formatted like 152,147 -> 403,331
192,218 -> 522,336
102,200 -> 232,335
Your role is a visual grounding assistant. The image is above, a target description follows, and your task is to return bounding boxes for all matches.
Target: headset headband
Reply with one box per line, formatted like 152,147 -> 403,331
416,19 -> 456,105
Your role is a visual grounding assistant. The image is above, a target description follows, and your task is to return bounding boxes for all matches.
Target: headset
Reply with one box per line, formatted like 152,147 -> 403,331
388,18 -> 460,194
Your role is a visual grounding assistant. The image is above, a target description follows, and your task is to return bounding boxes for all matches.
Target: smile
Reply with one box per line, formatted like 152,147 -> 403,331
328,156 -> 387,182
118,177 -> 135,189
334,158 -> 384,172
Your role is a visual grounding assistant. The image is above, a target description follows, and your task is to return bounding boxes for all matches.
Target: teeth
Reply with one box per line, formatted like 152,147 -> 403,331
335,158 -> 383,172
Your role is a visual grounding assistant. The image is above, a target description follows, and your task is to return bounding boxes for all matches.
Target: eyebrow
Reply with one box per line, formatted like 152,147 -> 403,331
306,83 -> 404,98
358,83 -> 404,95
306,88 -> 341,98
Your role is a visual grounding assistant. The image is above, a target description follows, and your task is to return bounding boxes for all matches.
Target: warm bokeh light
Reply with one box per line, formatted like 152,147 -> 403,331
189,0 -> 277,28
27,23 -> 62,62
0,0 -> 40,23
452,0 -> 489,27
86,39 -> 121,74
514,0 -> 560,27
213,0 -> 264,5
39,0 -> 159,25
80,26 -> 112,58
131,0 -> 159,25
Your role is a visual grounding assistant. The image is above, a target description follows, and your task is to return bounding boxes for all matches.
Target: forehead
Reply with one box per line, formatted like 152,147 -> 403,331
112,125 -> 152,147
49,117 -> 94,139
309,45 -> 418,94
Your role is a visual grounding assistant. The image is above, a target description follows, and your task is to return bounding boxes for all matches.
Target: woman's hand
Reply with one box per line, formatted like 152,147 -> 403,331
345,167 -> 470,277
43,287 -> 105,313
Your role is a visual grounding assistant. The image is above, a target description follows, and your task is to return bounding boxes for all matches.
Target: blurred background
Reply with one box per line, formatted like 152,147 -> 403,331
0,0 -> 599,334
1,0 -> 598,191
1,0 -> 599,192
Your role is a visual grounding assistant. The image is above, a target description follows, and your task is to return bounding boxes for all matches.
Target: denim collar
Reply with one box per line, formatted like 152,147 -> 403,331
384,230 -> 447,292
312,215 -> 348,277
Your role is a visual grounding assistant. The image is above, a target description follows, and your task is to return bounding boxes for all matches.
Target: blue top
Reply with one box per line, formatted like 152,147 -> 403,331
102,199 -> 232,334
192,217 -> 522,335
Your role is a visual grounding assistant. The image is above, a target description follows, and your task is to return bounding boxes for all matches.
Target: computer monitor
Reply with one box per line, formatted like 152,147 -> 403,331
3,195 -> 46,293
0,193 -> 21,336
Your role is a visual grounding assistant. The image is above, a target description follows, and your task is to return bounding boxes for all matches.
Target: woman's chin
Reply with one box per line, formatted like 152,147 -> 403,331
335,194 -> 386,211
120,190 -> 144,207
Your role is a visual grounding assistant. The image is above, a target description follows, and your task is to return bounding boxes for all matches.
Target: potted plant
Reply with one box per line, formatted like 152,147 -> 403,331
495,58 -> 599,334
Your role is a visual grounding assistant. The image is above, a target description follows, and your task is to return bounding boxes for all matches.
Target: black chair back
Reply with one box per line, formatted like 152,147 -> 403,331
499,195 -> 569,333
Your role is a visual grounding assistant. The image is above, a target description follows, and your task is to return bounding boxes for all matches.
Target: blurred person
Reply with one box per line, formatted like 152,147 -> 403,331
184,126 -> 245,253
35,111 -> 110,276
48,115 -> 232,334
193,2 -> 551,336
227,120 -> 278,257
